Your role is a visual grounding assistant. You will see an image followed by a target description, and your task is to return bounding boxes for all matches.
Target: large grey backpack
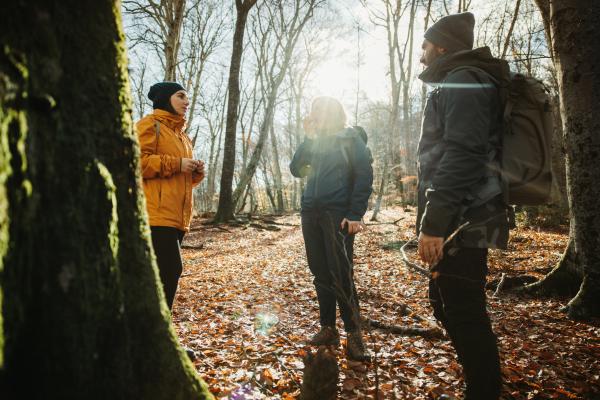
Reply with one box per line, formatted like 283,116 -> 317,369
450,67 -> 554,205
501,73 -> 553,205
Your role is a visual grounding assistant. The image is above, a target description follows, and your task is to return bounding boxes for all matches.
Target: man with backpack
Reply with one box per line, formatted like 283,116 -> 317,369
416,12 -> 513,399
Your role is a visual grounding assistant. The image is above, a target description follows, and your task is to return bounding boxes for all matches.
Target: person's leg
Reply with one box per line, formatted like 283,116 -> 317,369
429,263 -> 465,366
301,212 -> 336,329
320,212 -> 360,332
434,247 -> 501,399
319,212 -> 369,360
150,226 -> 184,310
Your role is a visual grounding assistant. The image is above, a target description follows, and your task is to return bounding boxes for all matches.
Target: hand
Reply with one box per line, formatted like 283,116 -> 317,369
303,116 -> 316,139
340,218 -> 365,235
181,158 -> 200,174
418,232 -> 444,266
194,160 -> 205,175
192,161 -> 205,181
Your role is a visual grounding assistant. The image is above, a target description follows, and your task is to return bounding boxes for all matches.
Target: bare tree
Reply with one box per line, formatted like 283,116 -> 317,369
231,0 -> 325,210
214,0 -> 259,222
123,0 -> 191,81
197,74 -> 228,212
177,0 -> 228,138
130,55 -> 151,120
363,0 -> 417,220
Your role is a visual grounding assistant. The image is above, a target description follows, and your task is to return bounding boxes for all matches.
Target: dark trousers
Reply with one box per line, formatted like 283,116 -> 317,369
429,247 -> 501,400
301,210 -> 360,332
151,226 -> 185,310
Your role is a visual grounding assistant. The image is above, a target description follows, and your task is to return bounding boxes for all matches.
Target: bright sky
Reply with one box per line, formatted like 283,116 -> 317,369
307,0 -> 525,104
309,1 -> 391,102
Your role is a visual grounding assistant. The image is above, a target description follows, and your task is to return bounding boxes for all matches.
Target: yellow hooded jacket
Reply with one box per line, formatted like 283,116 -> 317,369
136,109 -> 202,232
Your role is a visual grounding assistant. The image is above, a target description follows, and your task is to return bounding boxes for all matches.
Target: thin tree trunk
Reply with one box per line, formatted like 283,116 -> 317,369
370,156 -> 390,221
164,0 -> 186,81
270,124 -> 285,213
501,0 -> 522,60
0,1 -> 212,398
214,0 -> 258,222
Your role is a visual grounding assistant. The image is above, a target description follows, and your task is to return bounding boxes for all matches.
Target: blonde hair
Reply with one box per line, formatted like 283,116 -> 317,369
310,96 -> 347,136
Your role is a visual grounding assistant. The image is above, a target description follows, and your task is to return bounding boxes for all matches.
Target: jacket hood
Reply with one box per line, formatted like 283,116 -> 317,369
419,46 -> 510,86
152,109 -> 186,132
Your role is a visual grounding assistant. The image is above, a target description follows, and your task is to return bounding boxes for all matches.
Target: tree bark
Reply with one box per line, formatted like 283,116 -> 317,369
214,0 -> 258,222
269,124 -> 285,213
0,2 -> 213,398
164,0 -> 186,81
533,0 -> 600,319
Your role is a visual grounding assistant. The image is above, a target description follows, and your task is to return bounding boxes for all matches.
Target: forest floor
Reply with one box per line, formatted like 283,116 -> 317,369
172,207 -> 600,400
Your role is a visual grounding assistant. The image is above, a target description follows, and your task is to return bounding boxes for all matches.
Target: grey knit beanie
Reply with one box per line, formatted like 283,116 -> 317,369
424,12 -> 475,52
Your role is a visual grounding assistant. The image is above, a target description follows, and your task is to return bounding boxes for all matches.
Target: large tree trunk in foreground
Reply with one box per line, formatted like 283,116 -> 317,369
0,2 -> 212,398
532,0 -> 600,319
214,0 -> 258,223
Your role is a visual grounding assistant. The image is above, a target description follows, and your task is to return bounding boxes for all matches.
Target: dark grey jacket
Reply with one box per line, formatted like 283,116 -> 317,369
290,128 -> 373,221
417,47 -> 512,249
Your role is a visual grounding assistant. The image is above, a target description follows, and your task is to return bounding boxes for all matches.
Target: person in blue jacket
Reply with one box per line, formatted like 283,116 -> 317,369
290,96 -> 373,361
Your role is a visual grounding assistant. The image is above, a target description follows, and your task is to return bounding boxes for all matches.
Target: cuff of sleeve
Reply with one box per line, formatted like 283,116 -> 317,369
178,158 -> 182,173
419,203 -> 455,237
345,213 -> 362,221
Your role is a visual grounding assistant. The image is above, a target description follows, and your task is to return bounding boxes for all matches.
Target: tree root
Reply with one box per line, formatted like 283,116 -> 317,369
561,276 -> 600,320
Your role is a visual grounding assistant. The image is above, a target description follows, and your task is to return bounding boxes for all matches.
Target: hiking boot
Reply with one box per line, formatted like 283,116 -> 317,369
309,326 -> 340,346
346,330 -> 371,362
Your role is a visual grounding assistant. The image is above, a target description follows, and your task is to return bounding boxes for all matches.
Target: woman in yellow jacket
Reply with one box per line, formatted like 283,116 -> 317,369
137,81 -> 204,310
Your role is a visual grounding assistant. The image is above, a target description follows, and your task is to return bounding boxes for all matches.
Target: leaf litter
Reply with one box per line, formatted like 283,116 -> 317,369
172,208 -> 600,399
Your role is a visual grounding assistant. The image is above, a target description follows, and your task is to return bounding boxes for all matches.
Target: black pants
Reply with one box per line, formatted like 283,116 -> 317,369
301,210 -> 360,332
429,247 -> 501,400
151,226 -> 185,310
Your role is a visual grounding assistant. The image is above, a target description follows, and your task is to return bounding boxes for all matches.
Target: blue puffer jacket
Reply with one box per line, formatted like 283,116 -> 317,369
290,128 -> 373,221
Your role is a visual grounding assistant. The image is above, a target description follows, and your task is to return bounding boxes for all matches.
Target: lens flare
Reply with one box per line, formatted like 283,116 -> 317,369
253,308 -> 279,336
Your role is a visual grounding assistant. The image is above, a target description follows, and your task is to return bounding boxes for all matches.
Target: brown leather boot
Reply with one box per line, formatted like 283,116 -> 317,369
309,326 -> 340,346
346,330 -> 371,361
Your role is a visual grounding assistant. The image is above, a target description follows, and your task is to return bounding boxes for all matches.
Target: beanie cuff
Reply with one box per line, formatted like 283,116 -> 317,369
425,28 -> 471,52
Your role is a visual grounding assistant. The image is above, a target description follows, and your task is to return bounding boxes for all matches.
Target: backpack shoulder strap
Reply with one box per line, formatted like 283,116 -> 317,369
154,120 -> 160,153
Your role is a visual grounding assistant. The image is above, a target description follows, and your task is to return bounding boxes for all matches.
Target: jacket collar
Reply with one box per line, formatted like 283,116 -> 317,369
152,109 -> 186,132
418,46 -> 510,85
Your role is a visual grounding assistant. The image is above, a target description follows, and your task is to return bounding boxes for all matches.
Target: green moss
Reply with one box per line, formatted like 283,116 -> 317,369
95,160 -> 119,261
0,46 -> 29,370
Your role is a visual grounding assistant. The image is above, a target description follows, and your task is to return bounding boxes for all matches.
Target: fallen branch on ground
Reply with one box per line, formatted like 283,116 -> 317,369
181,243 -> 204,250
364,318 -> 444,339
366,217 -> 404,226
400,239 -> 430,277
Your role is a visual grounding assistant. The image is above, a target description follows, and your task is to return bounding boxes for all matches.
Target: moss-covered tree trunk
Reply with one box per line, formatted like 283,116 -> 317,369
532,0 -> 600,319
0,2 -> 213,398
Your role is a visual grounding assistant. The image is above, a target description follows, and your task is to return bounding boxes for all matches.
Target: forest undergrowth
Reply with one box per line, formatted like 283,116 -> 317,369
172,207 -> 600,399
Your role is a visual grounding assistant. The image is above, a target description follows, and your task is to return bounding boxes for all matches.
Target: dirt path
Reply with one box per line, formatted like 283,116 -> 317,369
172,208 -> 600,399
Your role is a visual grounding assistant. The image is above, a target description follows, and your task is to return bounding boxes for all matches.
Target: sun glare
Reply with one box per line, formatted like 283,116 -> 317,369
309,35 -> 389,103
311,58 -> 356,99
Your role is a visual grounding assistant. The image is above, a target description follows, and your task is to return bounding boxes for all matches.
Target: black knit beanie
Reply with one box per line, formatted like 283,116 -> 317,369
147,81 -> 186,114
424,12 -> 475,52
